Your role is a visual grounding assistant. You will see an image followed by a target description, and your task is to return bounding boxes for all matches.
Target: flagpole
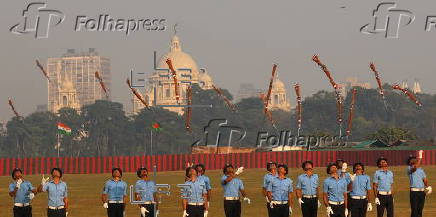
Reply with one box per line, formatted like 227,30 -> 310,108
57,131 -> 60,158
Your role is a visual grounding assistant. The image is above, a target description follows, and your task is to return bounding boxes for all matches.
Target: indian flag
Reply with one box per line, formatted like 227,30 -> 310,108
57,123 -> 72,135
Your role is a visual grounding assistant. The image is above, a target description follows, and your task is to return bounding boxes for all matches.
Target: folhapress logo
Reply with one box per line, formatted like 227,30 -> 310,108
360,2 -> 414,39
10,2 -> 65,39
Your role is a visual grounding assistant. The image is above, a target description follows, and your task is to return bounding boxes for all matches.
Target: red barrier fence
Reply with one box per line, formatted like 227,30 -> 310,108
0,150 -> 430,176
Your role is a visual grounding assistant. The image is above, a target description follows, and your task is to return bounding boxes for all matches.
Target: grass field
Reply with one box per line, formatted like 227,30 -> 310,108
1,166 -> 436,217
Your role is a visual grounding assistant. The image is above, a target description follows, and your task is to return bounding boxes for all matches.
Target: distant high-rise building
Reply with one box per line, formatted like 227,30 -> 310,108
236,83 -> 263,102
401,80 -> 409,90
35,104 -> 48,113
47,48 -> 111,113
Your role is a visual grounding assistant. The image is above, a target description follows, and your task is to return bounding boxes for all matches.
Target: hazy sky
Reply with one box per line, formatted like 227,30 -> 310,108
1,0 -> 436,122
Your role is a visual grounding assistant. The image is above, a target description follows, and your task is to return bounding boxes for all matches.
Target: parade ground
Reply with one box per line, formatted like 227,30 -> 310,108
1,166 -> 436,217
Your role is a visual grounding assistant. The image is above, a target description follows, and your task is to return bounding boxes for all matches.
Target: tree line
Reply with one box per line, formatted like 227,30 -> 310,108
0,84 -> 435,158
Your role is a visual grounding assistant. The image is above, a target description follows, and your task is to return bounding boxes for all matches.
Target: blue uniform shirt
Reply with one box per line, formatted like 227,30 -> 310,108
267,176 -> 293,201
323,176 -> 347,202
9,180 -> 35,203
263,173 -> 277,188
102,179 -> 127,201
373,170 -> 394,192
42,181 -> 68,207
407,167 -> 426,188
296,174 -> 319,196
350,174 -> 372,197
135,180 -> 156,202
221,175 -> 244,197
198,175 -> 212,191
183,179 -> 206,203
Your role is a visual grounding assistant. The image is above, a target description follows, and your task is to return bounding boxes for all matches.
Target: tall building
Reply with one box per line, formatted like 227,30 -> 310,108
413,80 -> 422,94
47,48 -> 111,113
133,33 -> 214,114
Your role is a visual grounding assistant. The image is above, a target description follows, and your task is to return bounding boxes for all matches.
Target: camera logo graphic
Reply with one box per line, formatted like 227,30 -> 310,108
10,2 -> 65,39
360,2 -> 414,39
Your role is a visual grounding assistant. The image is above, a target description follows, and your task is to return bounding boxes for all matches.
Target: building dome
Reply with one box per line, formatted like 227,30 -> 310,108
156,35 -> 199,79
272,78 -> 285,90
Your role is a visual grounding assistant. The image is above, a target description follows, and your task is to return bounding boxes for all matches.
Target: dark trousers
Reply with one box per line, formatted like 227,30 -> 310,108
266,203 -> 273,217
13,206 -> 32,217
330,204 -> 345,217
187,205 -> 205,217
107,203 -> 125,217
47,208 -> 66,217
410,191 -> 425,217
377,194 -> 393,217
350,199 -> 368,217
140,204 -> 155,217
224,200 -> 241,217
271,204 -> 290,217
301,198 -> 318,217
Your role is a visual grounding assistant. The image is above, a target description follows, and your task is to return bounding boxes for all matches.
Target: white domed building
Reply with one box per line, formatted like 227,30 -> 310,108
133,34 -> 214,114
266,75 -> 291,112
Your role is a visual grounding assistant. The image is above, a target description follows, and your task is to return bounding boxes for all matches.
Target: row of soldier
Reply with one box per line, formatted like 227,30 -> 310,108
8,150 -> 431,217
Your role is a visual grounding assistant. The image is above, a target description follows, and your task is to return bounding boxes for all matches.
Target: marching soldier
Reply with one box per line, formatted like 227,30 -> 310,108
323,163 -> 348,217
37,168 -> 68,217
407,150 -> 432,217
296,161 -> 321,217
135,167 -> 157,217
196,164 -> 212,205
349,163 -> 373,217
373,157 -> 394,217
182,166 -> 208,217
221,164 -> 250,217
267,164 -> 294,217
263,162 -> 278,217
102,168 -> 128,217
9,168 -> 37,217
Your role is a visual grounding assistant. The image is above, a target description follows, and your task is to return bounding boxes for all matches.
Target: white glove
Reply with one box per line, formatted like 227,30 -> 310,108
426,186 -> 432,195
103,203 -> 108,209
204,210 -> 208,217
375,197 -> 381,205
41,175 -> 49,185
298,198 -> 304,207
326,206 -> 334,217
66,212 -> 68,217
140,206 -> 149,217
29,193 -> 35,200
156,210 -> 160,217
318,200 -> 322,208
235,167 -> 244,175
265,196 -> 270,203
16,179 -> 23,189
270,201 -> 278,209
367,203 -> 373,211
345,208 -> 348,217
350,174 -> 356,182
418,150 -> 424,159
183,210 -> 189,217
289,206 -> 292,215
243,197 -> 251,204
342,163 -> 347,173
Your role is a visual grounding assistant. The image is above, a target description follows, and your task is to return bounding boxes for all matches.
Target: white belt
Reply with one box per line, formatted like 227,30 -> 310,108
271,201 -> 288,205
329,201 -> 344,205
48,206 -> 65,210
351,196 -> 367,199
142,201 -> 155,204
378,191 -> 392,195
411,188 -> 425,192
224,197 -> 240,200
108,200 -> 124,204
302,195 -> 317,199
14,203 -> 30,207
188,202 -> 204,206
